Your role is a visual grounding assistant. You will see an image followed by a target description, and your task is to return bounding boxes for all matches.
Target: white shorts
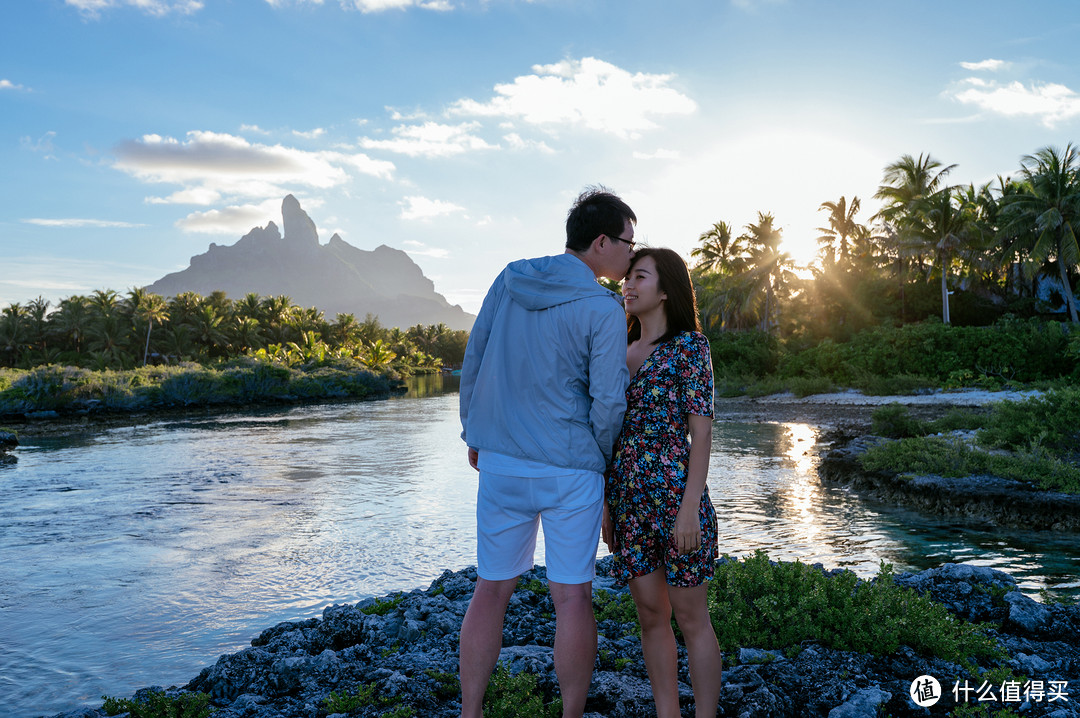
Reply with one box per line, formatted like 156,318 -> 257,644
475,453 -> 603,585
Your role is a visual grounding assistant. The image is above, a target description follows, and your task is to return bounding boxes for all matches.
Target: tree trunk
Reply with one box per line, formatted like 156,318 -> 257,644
1057,258 -> 1079,323
941,269 -> 951,324
143,319 -> 153,366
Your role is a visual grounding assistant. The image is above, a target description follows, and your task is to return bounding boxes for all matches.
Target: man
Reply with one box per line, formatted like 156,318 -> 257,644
458,188 -> 637,718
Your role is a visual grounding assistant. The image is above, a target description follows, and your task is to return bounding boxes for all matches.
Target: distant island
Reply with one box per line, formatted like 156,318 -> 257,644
146,195 -> 474,332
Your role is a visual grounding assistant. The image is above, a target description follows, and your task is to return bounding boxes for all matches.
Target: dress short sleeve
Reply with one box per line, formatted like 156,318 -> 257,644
678,332 -> 714,418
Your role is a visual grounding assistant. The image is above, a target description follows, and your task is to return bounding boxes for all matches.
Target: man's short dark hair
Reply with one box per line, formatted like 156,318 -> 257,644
565,186 -> 637,252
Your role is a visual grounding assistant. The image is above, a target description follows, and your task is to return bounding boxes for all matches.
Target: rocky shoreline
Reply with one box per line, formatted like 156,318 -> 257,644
48,557 -> 1079,718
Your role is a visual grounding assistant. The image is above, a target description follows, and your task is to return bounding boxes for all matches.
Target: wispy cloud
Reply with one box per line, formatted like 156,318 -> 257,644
960,59 -> 1010,72
402,240 -> 450,258
21,218 -> 147,228
399,195 -> 466,221
633,148 -> 681,160
1,79 -> 28,91
176,198 -> 286,235
65,0 -> 204,18
360,121 -> 496,158
448,57 -> 696,140
503,133 -> 555,154
20,131 -> 57,159
293,128 -> 327,139
112,130 -> 395,203
950,78 -> 1080,128
265,0 -> 451,10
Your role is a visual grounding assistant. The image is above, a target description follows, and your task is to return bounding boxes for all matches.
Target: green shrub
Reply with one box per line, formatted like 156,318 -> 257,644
101,691 -> 211,718
483,662 -> 561,718
859,437 -> 1080,494
977,387 -> 1080,457
708,330 -> 780,379
871,404 -> 930,438
708,550 -> 1005,663
360,593 -> 405,616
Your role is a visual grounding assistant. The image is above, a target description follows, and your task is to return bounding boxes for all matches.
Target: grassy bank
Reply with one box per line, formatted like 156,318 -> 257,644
710,317 -> 1080,398
859,388 -> 1080,494
0,359 -> 394,419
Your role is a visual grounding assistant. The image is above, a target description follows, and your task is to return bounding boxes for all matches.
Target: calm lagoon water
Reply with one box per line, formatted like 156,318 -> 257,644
2,374 -> 1078,717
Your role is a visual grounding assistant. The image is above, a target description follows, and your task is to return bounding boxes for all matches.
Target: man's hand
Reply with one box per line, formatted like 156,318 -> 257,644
601,503 -> 615,553
467,447 -> 479,471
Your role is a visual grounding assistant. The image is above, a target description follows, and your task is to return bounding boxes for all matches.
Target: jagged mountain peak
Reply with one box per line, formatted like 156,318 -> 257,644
145,196 -> 474,331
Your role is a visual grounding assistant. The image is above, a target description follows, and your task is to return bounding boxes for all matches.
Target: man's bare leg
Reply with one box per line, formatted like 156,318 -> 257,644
548,580 -> 597,718
459,577 -> 518,718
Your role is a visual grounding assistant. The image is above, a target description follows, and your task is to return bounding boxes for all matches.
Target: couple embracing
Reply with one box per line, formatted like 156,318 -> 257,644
458,187 -> 722,718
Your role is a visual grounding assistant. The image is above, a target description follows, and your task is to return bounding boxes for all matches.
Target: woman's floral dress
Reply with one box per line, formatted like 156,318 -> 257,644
606,331 -> 717,587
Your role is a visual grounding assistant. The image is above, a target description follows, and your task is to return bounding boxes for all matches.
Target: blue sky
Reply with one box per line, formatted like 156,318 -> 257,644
3,0 -> 1080,319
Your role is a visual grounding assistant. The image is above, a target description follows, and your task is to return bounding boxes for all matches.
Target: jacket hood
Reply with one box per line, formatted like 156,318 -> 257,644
503,254 -> 619,310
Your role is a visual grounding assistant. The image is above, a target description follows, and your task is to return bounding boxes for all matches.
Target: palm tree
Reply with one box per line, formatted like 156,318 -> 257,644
0,303 -> 27,367
54,295 -> 91,354
691,222 -> 743,272
740,212 -> 795,334
816,196 -> 866,267
1000,143 -> 1080,323
906,189 -> 978,324
874,153 -> 957,224
232,317 -> 264,354
130,291 -> 169,365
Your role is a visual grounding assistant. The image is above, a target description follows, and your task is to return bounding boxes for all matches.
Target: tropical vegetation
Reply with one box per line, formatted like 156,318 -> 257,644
0,290 -> 467,375
691,144 -> 1080,393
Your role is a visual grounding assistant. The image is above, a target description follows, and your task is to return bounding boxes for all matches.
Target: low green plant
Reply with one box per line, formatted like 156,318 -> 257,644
977,387 -> 1080,457
361,593 -> 405,616
324,682 -> 379,713
707,550 -> 1005,664
593,589 -> 638,630
424,669 -> 461,700
101,691 -> 211,718
483,662 -> 561,718
871,403 -> 931,438
520,577 -> 549,595
859,436 -> 1080,494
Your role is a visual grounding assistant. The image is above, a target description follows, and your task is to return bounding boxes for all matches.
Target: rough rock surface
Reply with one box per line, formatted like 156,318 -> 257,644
48,557 -> 1079,718
819,434 -> 1080,531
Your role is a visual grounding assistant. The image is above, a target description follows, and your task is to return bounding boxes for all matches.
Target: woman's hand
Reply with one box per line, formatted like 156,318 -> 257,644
601,503 -> 615,553
674,504 -> 701,555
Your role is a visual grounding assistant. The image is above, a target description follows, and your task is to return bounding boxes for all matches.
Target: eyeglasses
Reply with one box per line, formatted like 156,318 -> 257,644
606,234 -> 636,249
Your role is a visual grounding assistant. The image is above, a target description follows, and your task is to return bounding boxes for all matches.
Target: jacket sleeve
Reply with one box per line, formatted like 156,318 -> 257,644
587,299 -> 629,465
459,273 -> 504,446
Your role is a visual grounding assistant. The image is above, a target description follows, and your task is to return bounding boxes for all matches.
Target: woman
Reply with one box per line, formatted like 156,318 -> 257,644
602,247 -> 723,718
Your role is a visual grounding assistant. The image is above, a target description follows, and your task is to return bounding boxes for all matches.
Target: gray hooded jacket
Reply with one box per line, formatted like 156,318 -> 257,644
459,253 -> 629,473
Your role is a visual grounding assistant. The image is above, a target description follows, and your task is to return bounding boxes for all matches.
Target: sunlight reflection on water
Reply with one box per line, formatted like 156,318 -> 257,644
1,377 -> 1077,716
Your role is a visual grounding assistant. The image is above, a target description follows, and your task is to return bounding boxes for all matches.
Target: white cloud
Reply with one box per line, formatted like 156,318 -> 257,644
145,187 -> 223,205
20,131 -> 57,159
339,0 -> 452,11
112,130 -> 395,202
1,79 -> 27,91
448,57 -> 697,140
293,128 -> 327,139
21,218 -> 147,228
360,121 -> 497,158
503,133 -> 555,154
633,148 -> 681,160
402,241 -> 450,258
240,124 -> 270,135
175,198 -> 283,235
960,59 -> 1010,72
66,0 -> 204,17
399,195 -> 466,221
950,78 -> 1080,128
